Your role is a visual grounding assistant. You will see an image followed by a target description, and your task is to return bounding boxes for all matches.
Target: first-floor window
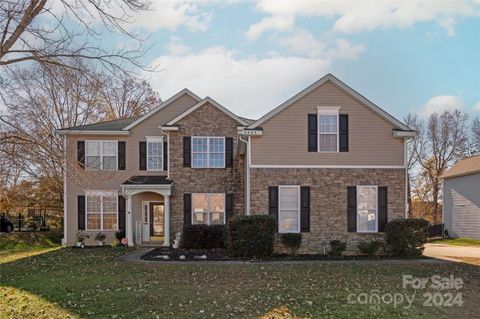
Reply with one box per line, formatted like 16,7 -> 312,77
86,192 -> 118,230
357,186 -> 378,232
192,193 -> 225,225
278,186 -> 300,233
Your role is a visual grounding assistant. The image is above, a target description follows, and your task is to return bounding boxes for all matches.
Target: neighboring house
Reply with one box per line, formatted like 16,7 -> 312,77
441,156 -> 480,240
56,74 -> 415,252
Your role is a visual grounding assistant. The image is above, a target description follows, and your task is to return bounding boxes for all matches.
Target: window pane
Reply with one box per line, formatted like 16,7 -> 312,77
103,156 -> 116,170
86,156 -> 101,170
192,137 -> 208,152
211,212 -> 224,225
86,196 -> 101,213
210,194 -> 225,213
103,213 -> 117,230
148,156 -> 162,170
87,213 -> 101,230
192,153 -> 208,168
193,212 -> 208,224
148,141 -> 162,156
209,153 -> 224,168
279,210 -> 299,233
103,141 -> 117,156
86,141 -> 101,156
209,138 -> 224,153
357,186 -> 377,232
279,187 -> 299,210
103,195 -> 117,213
319,115 -> 337,133
192,194 -> 208,224
319,134 -> 337,152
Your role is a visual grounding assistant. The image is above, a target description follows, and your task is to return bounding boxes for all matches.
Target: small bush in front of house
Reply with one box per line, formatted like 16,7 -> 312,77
182,225 -> 226,250
358,240 -> 382,256
281,233 -> 302,254
385,218 -> 429,257
115,229 -> 125,242
227,215 -> 276,259
329,240 -> 346,257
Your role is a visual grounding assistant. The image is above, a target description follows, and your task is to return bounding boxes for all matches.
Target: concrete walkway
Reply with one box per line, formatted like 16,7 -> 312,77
424,243 -> 480,263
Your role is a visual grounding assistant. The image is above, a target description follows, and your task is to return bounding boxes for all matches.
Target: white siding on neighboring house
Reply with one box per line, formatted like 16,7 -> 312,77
443,173 -> 480,240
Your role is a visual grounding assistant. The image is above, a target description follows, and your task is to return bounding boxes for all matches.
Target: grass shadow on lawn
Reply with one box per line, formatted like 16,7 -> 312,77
1,248 -> 480,319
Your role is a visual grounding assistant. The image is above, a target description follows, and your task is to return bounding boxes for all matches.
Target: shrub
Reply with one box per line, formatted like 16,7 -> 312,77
385,218 -> 429,257
281,233 -> 302,254
115,229 -> 125,242
227,215 -> 276,259
358,240 -> 382,256
329,240 -> 346,257
182,225 -> 226,249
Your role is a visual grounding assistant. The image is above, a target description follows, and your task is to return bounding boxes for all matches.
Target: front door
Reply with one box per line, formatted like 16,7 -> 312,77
149,202 -> 164,240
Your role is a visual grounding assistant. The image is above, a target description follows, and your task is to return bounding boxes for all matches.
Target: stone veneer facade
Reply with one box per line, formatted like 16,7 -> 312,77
249,168 -> 406,254
167,102 -> 245,236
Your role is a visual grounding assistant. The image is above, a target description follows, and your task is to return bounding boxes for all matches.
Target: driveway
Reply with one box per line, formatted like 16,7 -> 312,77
424,243 -> 480,264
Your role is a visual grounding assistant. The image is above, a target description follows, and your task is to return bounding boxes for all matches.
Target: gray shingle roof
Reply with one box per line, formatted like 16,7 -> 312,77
63,117 -> 140,131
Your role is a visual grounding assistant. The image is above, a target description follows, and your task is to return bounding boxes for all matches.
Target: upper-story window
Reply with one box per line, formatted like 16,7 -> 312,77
192,137 -> 225,168
147,137 -> 163,171
86,141 -> 117,170
317,107 -> 340,152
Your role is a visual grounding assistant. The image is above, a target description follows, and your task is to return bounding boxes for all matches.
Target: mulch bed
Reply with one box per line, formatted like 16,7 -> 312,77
140,247 -> 429,262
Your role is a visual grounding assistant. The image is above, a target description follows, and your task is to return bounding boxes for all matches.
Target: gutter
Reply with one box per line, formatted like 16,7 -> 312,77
55,130 -> 130,136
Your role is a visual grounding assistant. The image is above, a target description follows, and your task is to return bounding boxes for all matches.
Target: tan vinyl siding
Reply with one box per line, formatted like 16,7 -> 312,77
251,81 -> 405,166
64,93 -> 198,244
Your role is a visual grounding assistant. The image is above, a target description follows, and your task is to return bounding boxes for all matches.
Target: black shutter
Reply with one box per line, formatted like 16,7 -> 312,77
118,141 -> 126,170
183,137 -> 191,167
77,141 -> 85,169
78,195 -> 85,230
339,114 -> 349,152
268,186 -> 279,230
347,186 -> 357,232
139,141 -> 146,170
225,137 -> 233,168
307,114 -> 318,152
378,186 -> 388,232
226,193 -> 234,224
183,193 -> 192,226
163,141 -> 168,171
300,186 -> 310,232
118,196 -> 126,231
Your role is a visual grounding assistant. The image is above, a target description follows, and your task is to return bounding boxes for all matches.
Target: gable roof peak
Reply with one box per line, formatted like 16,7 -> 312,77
122,88 -> 202,130
247,73 -> 411,131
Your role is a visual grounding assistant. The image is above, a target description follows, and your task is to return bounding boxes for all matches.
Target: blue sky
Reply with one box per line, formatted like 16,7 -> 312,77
111,1 -> 479,121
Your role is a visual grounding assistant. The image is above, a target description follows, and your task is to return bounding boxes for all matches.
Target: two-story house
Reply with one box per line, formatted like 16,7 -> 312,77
57,74 -> 415,252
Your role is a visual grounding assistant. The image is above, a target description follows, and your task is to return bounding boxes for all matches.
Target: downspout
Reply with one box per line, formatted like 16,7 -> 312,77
160,130 -> 170,180
404,138 -> 409,219
239,134 -> 250,215
63,134 -> 68,245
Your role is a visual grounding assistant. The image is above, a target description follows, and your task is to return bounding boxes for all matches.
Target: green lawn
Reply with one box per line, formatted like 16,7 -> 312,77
1,246 -> 479,319
430,238 -> 480,247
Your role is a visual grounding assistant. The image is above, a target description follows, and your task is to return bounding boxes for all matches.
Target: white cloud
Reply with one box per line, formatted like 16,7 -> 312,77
474,101 -> 480,112
246,16 -> 294,40
146,46 -> 331,118
418,95 -> 463,117
251,0 -> 478,36
165,37 -> 191,56
127,1 -> 210,32
277,30 -> 364,59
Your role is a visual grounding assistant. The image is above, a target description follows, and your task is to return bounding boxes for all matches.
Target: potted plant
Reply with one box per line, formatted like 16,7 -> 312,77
76,232 -> 87,248
95,232 -> 106,246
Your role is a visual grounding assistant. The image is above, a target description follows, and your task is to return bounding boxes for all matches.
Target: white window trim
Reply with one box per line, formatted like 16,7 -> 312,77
191,136 -> 226,168
278,185 -> 301,234
356,185 -> 378,233
191,193 -> 226,225
85,140 -> 118,171
85,191 -> 119,231
146,137 -> 164,171
317,106 -> 340,153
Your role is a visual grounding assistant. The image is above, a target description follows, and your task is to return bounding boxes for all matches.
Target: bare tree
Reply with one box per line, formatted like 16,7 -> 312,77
413,110 -> 469,222
0,0 -> 150,73
99,74 -> 161,120
467,116 -> 480,156
403,113 -> 422,215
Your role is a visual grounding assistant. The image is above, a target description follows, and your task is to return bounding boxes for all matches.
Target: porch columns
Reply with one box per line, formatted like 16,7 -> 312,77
163,194 -> 170,247
126,194 -> 134,247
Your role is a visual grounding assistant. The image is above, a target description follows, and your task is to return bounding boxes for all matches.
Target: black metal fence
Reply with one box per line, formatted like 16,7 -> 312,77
428,223 -> 444,238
